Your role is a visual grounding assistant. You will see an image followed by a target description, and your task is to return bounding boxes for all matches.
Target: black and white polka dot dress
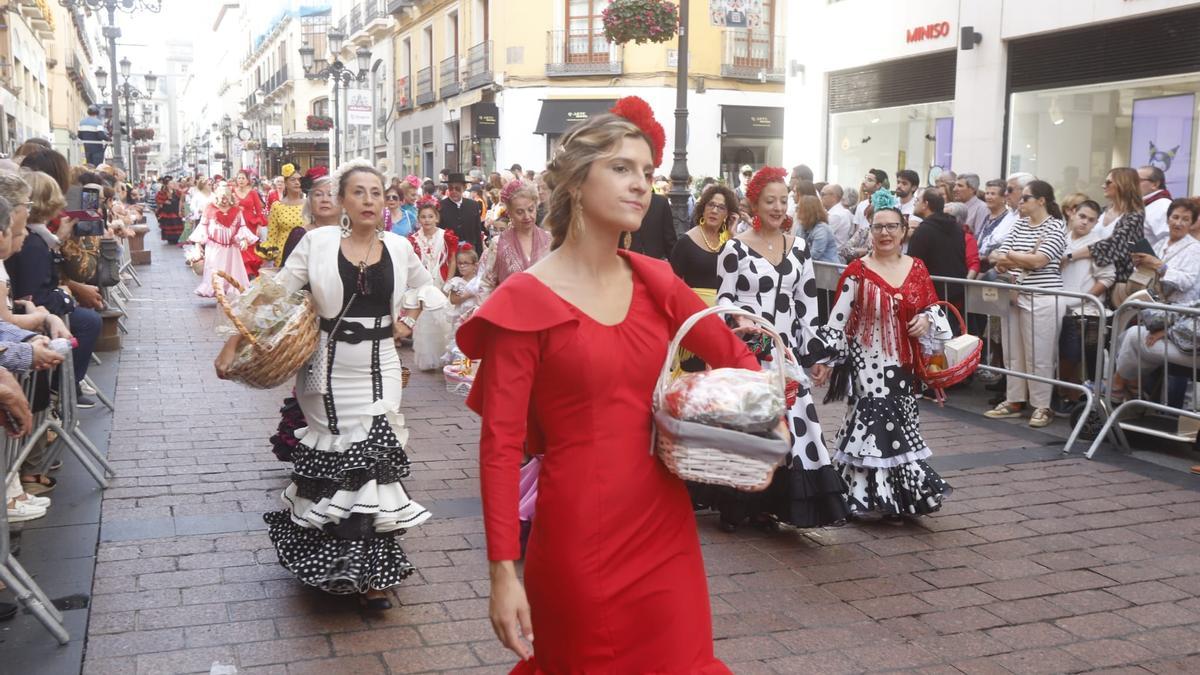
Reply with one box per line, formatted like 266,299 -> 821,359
263,231 -> 434,595
714,237 -> 850,528
817,259 -> 954,516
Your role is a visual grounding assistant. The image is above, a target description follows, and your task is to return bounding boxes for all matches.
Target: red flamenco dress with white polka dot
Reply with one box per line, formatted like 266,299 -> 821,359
818,257 -> 954,516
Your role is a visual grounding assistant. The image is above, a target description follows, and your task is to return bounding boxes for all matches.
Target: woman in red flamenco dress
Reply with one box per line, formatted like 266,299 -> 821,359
458,98 -> 755,674
232,170 -> 265,278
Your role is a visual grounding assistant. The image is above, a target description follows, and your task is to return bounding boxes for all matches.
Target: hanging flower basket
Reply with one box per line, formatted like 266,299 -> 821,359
131,128 -> 155,141
306,115 -> 334,131
602,0 -> 679,45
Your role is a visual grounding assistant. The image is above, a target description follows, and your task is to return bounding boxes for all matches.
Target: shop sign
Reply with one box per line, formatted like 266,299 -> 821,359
346,89 -> 373,126
906,21 -> 952,44
708,0 -> 765,29
473,102 -> 499,139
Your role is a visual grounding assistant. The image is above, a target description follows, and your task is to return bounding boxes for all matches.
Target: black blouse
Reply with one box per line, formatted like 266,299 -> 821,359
338,246 -> 393,317
669,234 -> 721,290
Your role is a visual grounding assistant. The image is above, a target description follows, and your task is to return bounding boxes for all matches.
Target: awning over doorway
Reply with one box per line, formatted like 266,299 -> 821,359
535,99 -> 617,135
721,105 -> 784,138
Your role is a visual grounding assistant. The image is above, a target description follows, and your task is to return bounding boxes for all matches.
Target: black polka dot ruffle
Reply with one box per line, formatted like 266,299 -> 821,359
264,511 -> 415,594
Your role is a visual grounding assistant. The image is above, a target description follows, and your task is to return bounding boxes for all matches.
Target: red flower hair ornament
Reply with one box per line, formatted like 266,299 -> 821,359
416,196 -> 440,211
610,96 -> 666,167
745,166 -> 788,207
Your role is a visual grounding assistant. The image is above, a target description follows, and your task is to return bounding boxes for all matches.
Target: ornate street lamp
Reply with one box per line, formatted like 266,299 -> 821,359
299,28 -> 370,167
60,0 -> 163,170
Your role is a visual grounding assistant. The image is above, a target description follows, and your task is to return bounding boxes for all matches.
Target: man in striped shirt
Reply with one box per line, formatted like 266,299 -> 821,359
77,106 -> 109,167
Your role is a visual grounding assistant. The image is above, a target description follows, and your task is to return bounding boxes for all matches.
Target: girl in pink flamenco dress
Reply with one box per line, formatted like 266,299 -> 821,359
189,185 -> 257,298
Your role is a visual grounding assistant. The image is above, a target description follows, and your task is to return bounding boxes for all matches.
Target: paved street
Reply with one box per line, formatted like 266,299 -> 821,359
75,241 -> 1200,675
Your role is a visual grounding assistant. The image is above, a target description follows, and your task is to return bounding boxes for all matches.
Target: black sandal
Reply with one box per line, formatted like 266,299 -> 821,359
360,592 -> 393,611
20,474 -> 56,495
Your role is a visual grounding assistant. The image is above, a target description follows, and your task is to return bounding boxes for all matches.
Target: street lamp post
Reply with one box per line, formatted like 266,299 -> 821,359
667,0 -> 692,235
102,58 -> 157,182
221,115 -> 233,177
299,29 -> 370,167
59,0 -> 163,170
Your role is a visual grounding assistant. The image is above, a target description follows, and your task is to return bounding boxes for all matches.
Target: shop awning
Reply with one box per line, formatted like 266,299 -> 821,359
722,106 -> 784,138
535,99 -> 617,135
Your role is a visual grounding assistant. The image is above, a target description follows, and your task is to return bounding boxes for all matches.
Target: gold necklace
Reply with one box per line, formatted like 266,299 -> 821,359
698,227 -> 721,252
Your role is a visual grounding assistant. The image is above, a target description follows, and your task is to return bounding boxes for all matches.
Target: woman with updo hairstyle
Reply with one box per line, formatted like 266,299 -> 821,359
215,159 -> 441,610
818,193 -> 954,517
711,166 -> 849,532
279,175 -> 339,266
478,179 -> 550,296
259,165 -> 304,266
457,97 -> 754,673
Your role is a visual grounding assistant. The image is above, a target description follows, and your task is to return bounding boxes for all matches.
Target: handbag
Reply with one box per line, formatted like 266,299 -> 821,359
96,237 -> 121,287
301,293 -> 356,396
60,235 -> 100,284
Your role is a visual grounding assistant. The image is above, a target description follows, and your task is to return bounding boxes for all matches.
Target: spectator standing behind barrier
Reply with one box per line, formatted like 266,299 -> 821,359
1070,168 -> 1147,304
895,170 -> 921,221
843,170 -> 888,261
954,173 -> 989,236
795,195 -> 840,263
908,189 -> 968,311
1138,165 -> 1172,247
945,202 -> 981,280
976,179 -> 1012,268
936,170 -> 957,204
1110,199 -> 1200,402
1055,200 -> 1115,412
985,180 -> 1068,429
820,183 -> 854,253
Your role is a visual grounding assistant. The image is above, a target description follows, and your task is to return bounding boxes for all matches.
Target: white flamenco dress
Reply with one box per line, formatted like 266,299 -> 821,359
263,227 -> 437,594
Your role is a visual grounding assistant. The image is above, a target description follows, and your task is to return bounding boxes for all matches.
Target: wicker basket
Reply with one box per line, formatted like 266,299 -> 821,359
401,365 -> 411,388
915,301 -> 981,405
188,257 -> 205,276
213,270 -> 319,389
653,306 -> 791,492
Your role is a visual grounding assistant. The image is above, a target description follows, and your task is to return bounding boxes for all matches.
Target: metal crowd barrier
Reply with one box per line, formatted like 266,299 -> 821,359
812,261 -> 1109,454
1084,292 -> 1200,459
1,337 -> 117,643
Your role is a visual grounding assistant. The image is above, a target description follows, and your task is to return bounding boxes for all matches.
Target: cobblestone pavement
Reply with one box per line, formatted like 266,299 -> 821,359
80,241 -> 1200,675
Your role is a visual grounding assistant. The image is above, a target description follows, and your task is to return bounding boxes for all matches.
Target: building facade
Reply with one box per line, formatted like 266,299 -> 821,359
1,1 -> 55,154
386,0 -> 787,183
785,0 -> 1200,200
46,3 -> 103,166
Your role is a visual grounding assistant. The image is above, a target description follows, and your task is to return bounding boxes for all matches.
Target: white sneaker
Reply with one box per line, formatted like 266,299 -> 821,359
79,380 -> 97,396
19,494 -> 51,509
7,500 -> 47,522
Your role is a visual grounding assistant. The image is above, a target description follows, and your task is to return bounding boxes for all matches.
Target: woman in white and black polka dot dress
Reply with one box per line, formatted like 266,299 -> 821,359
816,202 -> 954,517
707,167 -> 850,531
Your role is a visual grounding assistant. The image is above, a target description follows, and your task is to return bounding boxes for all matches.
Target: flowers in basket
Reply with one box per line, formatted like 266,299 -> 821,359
214,273 -> 318,389
602,0 -> 679,45
443,357 -> 478,397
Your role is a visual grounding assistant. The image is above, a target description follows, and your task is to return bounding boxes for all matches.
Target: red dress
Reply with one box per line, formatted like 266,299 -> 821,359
237,188 -> 266,277
458,251 -> 755,674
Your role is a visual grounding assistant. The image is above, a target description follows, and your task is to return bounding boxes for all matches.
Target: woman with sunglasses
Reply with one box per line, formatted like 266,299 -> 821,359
815,193 -> 954,518
1068,168 -> 1147,305
385,182 -> 417,237
984,180 -> 1069,428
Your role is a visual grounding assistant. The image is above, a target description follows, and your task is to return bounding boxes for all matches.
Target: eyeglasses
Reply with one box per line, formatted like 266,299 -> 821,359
1019,195 -> 1037,202
705,203 -> 728,212
386,195 -> 400,201
869,223 -> 902,233
458,260 -> 477,266
1004,186 -> 1015,194
1103,179 -> 1114,187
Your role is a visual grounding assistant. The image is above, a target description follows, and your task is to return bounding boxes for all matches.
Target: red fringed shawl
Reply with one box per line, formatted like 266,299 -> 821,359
833,258 -> 939,369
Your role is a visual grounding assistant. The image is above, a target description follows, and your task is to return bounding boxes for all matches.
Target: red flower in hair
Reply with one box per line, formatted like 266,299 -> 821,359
610,96 -> 666,167
305,166 -> 329,180
416,196 -> 440,211
458,242 -> 474,251
745,166 -> 788,208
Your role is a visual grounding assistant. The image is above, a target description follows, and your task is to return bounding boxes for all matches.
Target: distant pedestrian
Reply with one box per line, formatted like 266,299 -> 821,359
78,105 -> 109,167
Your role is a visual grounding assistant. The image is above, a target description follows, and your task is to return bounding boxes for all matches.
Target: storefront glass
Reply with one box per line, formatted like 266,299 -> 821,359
1008,73 -> 1200,199
827,100 -> 954,189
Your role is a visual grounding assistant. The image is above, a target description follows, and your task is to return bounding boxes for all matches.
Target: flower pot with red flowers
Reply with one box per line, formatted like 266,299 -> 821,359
602,0 -> 679,45
306,115 -> 334,131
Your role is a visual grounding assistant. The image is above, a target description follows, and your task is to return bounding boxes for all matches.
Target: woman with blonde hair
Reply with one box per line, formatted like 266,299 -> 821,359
1069,167 -> 1146,302
458,97 -> 752,673
188,183 -> 255,298
796,194 -> 840,263
478,179 -> 550,297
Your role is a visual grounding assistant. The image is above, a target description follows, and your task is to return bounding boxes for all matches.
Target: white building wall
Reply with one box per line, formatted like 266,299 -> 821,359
784,0 -> 1200,181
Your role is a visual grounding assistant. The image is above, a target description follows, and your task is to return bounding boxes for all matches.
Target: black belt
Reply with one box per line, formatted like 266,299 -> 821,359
320,318 -> 393,344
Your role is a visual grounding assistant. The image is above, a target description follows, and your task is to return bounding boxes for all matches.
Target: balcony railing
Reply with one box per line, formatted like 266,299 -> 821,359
546,30 -> 622,77
350,6 -> 363,34
335,16 -> 346,35
721,30 -> 785,82
415,66 -> 434,106
439,54 -> 460,98
466,40 -> 493,90
364,0 -> 383,22
262,66 -> 289,94
387,0 -> 415,14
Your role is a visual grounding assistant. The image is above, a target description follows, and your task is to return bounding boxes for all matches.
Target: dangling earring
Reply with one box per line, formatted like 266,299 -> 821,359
699,216 -> 707,227
572,197 -> 584,235
340,213 -> 351,238
376,224 -> 386,241
752,215 -> 762,231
